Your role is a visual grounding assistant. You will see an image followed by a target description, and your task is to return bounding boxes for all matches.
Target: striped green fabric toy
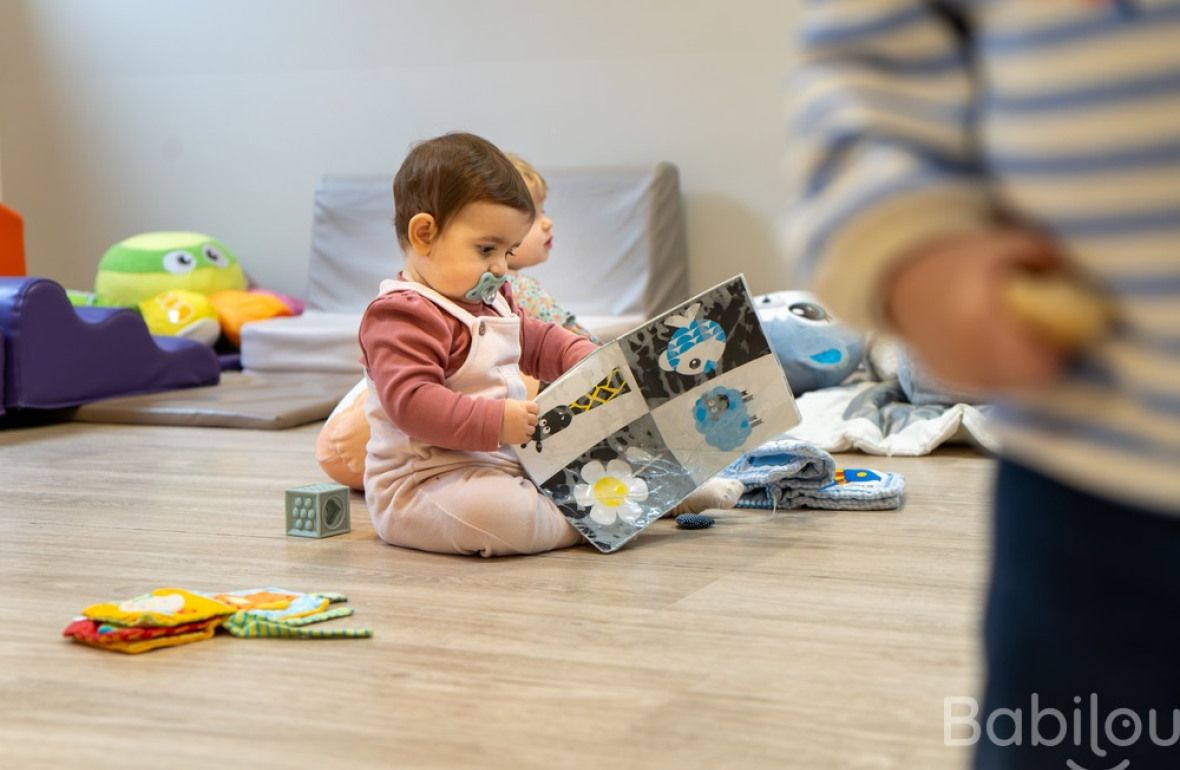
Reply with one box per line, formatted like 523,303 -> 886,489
206,588 -> 373,640
220,603 -> 372,639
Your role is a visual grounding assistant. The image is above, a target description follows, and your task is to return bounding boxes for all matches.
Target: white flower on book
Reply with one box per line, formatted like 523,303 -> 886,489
574,457 -> 650,525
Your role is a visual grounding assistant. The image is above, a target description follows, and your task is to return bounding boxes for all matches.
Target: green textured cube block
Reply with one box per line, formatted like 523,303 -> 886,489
285,483 -> 351,538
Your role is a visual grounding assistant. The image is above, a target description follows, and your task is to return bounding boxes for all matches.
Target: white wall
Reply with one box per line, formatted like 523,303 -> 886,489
0,0 -> 799,299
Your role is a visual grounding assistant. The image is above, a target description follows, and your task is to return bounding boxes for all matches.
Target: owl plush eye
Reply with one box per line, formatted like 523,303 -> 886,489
162,250 -> 197,274
202,244 -> 230,268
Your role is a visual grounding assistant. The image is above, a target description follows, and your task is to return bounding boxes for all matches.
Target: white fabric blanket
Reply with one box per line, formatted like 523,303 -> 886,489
790,380 -> 998,456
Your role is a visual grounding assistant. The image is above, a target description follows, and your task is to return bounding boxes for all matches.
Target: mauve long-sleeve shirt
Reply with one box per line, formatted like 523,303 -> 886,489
359,280 -> 597,453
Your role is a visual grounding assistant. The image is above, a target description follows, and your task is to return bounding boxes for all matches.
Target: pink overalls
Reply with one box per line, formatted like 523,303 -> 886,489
362,279 -> 581,557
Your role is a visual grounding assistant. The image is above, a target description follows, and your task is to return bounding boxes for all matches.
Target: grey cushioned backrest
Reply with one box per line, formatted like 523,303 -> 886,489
304,163 -> 689,317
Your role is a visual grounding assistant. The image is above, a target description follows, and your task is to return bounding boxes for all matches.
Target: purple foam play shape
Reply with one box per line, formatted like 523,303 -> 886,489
0,276 -> 220,411
218,352 -> 242,371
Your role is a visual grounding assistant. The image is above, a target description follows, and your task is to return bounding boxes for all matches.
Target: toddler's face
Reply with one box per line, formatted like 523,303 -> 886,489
408,201 -> 533,303
507,197 -> 553,270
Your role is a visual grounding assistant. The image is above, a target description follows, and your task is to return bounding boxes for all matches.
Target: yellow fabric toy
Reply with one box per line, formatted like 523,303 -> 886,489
82,587 -> 237,628
65,587 -> 236,653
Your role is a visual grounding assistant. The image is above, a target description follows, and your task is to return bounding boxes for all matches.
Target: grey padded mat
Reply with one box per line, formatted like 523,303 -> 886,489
304,164 -> 689,318
72,370 -> 361,430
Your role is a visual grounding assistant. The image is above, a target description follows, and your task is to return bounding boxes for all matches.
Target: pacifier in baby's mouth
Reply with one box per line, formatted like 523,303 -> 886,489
464,271 -> 508,305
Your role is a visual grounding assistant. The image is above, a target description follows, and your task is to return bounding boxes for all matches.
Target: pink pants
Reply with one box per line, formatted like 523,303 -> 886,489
369,466 -> 583,558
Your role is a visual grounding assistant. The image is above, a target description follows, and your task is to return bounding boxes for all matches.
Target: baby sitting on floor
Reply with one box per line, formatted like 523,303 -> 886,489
315,152 -> 598,491
315,150 -> 741,524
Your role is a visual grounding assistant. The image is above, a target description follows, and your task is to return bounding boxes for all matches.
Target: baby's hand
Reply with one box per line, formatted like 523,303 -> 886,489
885,229 -> 1070,393
500,399 -> 539,446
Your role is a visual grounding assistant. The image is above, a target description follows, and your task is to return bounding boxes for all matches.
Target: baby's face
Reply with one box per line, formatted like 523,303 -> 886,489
408,201 -> 532,303
507,196 -> 553,270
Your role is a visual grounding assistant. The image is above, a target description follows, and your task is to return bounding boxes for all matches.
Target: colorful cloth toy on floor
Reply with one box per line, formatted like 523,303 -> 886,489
721,438 -> 905,511
206,588 -> 372,639
63,586 -> 372,653
82,587 -> 238,627
61,617 -> 223,654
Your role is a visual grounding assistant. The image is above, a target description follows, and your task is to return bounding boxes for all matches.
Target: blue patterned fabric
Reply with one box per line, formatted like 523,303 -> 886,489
721,437 -> 904,511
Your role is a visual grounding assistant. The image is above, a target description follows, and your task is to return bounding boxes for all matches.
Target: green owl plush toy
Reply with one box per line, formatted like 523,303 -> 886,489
83,232 -> 248,344
95,232 -> 247,305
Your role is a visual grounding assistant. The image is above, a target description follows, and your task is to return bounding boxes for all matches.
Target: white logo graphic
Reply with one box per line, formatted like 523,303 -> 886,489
944,695 -> 1180,768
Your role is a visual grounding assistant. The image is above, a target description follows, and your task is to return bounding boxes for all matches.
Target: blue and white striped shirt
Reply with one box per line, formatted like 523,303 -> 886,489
791,0 -> 1180,513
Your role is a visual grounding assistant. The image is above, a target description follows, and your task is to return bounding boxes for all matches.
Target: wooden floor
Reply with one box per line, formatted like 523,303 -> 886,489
0,420 -> 994,770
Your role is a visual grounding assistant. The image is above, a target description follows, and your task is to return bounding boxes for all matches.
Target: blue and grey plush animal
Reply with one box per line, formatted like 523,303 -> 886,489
754,290 -> 865,396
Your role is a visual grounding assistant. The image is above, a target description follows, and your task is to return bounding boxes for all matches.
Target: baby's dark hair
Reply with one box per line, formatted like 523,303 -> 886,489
393,132 -> 535,249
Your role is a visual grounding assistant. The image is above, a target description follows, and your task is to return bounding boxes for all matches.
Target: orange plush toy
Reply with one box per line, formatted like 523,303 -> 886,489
208,289 -> 294,347
316,380 -> 370,491
0,202 -> 27,276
